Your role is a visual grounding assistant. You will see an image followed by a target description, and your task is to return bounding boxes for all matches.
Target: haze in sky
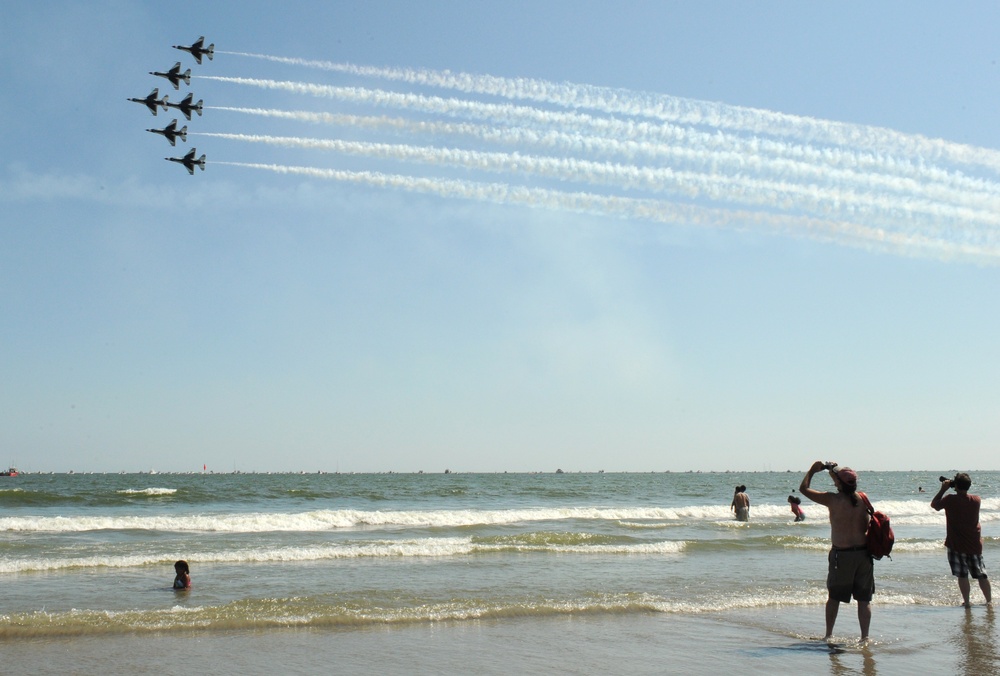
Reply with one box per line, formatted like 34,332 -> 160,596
2,2 -> 999,473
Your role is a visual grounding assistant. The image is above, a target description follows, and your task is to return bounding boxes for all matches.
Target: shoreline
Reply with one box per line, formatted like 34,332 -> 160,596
3,604 -> 996,675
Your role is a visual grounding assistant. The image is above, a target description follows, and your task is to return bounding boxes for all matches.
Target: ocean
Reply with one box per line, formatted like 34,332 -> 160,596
1,470 -> 998,674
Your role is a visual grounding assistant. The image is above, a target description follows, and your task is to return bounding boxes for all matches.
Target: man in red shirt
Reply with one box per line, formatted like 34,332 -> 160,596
931,473 -> 992,607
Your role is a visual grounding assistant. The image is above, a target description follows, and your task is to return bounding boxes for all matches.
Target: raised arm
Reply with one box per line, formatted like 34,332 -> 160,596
930,479 -> 950,511
800,460 -> 834,506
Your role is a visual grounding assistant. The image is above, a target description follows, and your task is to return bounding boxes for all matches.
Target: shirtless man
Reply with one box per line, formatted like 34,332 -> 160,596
731,485 -> 750,522
800,461 -> 873,642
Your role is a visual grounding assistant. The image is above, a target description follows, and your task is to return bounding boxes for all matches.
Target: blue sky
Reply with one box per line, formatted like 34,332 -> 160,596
2,2 -> 1000,473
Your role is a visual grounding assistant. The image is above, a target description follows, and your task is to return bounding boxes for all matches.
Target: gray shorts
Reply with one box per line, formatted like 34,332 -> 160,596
948,548 -> 988,579
827,547 -> 874,603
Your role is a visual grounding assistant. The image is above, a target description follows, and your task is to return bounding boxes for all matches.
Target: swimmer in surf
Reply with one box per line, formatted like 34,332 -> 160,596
731,485 -> 750,521
173,560 -> 191,590
788,495 -> 806,521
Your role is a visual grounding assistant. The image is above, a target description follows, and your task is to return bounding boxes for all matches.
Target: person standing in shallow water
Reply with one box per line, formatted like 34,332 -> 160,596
800,461 -> 873,642
731,485 -> 750,521
788,495 -> 806,522
173,560 -> 191,590
931,473 -> 992,607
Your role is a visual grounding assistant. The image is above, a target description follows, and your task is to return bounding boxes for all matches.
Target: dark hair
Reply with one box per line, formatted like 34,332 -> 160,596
954,473 -> 972,491
788,495 -> 801,504
174,560 -> 189,574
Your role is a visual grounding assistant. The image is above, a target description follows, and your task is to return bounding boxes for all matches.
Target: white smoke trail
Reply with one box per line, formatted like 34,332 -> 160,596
197,132 -> 1000,232
207,105 -> 1000,215
200,77 -> 1000,206
199,68 -> 1000,259
214,161 -> 1000,264
219,52 -> 1000,172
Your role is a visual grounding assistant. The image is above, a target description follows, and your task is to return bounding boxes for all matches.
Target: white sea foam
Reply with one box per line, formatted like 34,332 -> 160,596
0,505 -> 732,533
0,536 -> 688,573
1,496 -> 991,533
117,488 -> 178,496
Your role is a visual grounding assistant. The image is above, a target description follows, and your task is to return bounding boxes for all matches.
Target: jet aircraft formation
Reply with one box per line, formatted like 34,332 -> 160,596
129,36 -> 213,174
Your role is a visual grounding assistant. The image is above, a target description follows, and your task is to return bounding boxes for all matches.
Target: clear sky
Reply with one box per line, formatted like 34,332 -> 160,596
2,1 -> 1000,473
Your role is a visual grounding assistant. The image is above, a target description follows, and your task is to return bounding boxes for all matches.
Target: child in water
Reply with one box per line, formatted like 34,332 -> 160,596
173,560 -> 191,590
788,495 -> 805,521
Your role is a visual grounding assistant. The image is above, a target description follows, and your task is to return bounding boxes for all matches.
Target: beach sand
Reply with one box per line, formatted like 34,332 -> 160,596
3,604 -> 995,675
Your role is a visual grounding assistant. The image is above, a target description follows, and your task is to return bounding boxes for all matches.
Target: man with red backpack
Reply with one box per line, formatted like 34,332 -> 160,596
931,472 -> 992,608
800,461 -> 873,643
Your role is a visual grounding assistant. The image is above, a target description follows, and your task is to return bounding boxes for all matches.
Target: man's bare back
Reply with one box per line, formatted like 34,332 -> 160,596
799,460 -> 874,641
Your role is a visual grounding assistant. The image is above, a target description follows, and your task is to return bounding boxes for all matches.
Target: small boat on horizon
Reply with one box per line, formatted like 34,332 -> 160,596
1,467 -> 19,477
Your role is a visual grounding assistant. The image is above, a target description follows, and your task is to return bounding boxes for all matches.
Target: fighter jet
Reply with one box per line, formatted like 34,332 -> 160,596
149,62 -> 191,90
146,119 -> 188,146
166,147 -> 206,175
163,92 -> 203,120
128,87 -> 168,115
172,36 -> 214,64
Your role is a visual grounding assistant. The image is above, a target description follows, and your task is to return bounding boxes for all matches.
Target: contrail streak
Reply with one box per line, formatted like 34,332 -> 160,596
200,77 -> 1000,206
214,161 -> 1000,265
200,63 -> 1000,261
220,52 -> 1000,173
197,132 -> 1000,232
207,105 -> 1000,215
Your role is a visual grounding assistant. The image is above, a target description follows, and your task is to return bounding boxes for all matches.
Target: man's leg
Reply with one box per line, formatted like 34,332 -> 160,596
958,576 -> 972,607
824,598 -> 839,639
978,577 -> 992,604
857,600 -> 871,640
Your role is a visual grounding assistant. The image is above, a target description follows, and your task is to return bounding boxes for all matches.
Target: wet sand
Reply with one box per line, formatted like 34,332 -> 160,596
3,603 -> 995,675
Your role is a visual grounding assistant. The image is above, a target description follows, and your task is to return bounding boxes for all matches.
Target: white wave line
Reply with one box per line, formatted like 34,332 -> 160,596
199,132 -> 1000,232
222,53 -> 1000,172
215,162 -> 1000,264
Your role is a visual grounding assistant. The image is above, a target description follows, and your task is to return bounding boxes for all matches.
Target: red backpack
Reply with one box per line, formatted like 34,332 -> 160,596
859,492 -> 894,560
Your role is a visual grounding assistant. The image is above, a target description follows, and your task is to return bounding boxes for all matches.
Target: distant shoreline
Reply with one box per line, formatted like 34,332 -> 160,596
5,468 -> 992,476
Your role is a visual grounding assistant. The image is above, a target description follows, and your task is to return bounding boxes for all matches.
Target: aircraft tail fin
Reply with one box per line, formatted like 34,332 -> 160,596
206,45 -> 215,61
195,100 -> 204,117
182,69 -> 191,85
198,154 -> 206,170
178,126 -> 188,143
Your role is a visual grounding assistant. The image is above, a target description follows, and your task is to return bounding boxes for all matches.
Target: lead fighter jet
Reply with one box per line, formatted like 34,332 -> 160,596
172,36 -> 214,64
149,62 -> 192,90
146,119 -> 188,146
163,92 -> 203,120
128,87 -> 168,115
166,147 -> 206,175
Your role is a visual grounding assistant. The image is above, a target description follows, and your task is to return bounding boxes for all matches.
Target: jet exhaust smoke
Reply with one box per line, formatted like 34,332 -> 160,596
199,57 -> 1000,264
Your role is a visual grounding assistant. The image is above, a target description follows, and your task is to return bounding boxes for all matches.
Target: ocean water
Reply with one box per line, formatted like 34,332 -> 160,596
1,470 -> 998,674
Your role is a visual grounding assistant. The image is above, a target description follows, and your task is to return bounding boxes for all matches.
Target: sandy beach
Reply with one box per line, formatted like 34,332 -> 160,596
4,603 -> 996,675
